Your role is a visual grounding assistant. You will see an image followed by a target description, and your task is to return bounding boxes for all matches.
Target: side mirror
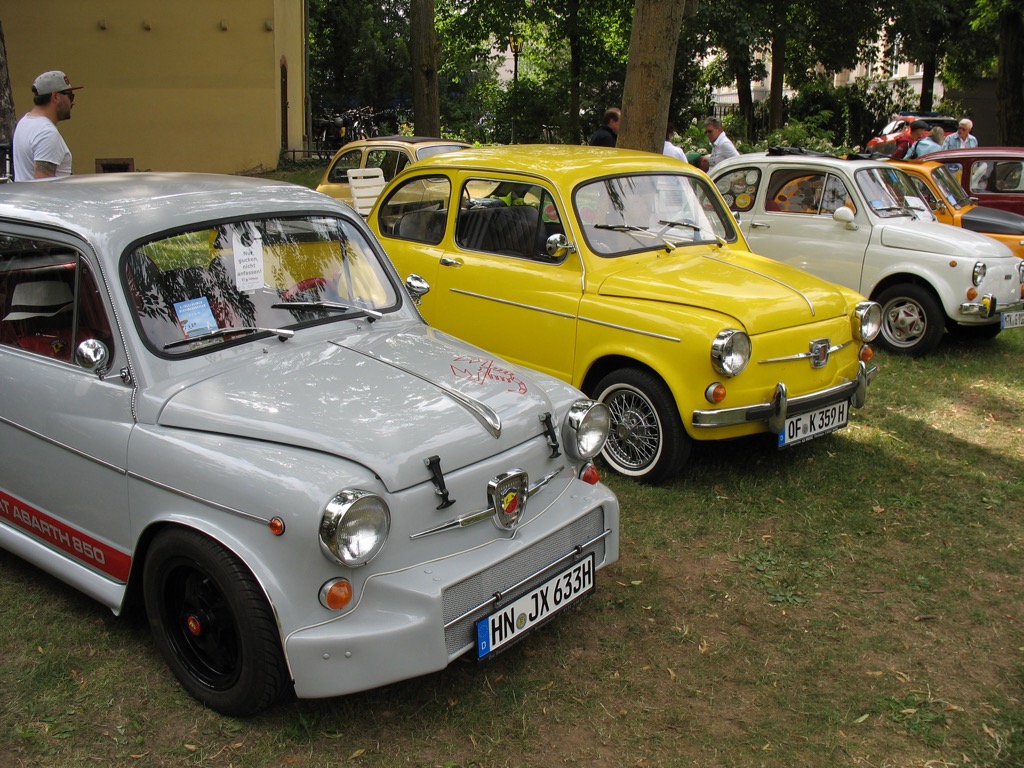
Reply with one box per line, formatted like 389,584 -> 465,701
76,338 -> 110,377
545,233 -> 576,259
405,273 -> 430,305
832,206 -> 858,231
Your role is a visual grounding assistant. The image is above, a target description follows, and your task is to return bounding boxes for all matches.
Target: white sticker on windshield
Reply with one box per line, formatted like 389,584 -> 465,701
232,230 -> 264,292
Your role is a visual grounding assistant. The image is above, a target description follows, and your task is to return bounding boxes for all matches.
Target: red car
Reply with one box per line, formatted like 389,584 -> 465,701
929,148 -> 1024,217
866,113 -> 958,154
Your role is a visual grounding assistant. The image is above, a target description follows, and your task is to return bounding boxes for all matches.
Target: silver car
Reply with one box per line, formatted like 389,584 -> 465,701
0,174 -> 619,715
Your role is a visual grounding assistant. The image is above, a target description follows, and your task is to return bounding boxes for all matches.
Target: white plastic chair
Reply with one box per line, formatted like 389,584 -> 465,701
346,167 -> 386,216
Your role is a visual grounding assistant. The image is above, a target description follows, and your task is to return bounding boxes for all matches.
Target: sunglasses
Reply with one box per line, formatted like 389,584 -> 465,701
60,90 -> 75,102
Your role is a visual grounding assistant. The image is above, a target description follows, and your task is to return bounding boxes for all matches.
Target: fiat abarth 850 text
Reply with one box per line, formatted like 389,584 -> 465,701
368,146 -> 882,484
0,174 -> 619,716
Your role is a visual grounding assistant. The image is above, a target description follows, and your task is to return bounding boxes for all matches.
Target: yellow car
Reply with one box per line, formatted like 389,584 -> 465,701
890,159 -> 1024,257
369,146 -> 881,482
315,136 -> 470,206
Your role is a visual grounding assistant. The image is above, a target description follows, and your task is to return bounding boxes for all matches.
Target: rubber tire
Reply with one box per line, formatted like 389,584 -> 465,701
875,284 -> 945,356
143,528 -> 290,716
593,368 -> 690,483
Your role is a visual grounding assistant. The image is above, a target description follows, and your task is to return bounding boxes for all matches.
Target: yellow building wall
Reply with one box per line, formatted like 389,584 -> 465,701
3,0 -> 306,174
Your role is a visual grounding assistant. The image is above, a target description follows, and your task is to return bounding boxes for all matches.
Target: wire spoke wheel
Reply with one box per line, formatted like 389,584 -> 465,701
594,368 -> 689,483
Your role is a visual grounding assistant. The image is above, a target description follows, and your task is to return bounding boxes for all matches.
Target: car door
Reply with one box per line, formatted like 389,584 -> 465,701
0,232 -> 134,588
726,165 -> 872,293
428,176 -> 583,382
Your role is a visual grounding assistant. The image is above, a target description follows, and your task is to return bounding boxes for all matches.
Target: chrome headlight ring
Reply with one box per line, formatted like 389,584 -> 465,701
973,261 -> 987,287
854,301 -> 881,342
562,399 -> 611,461
319,489 -> 391,567
710,329 -> 751,377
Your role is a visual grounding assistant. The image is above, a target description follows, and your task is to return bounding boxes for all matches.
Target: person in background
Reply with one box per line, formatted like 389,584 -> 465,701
663,124 -> 686,161
942,118 -> 979,150
12,70 -> 82,181
891,120 -> 930,160
699,117 -> 739,171
588,107 -> 621,147
906,122 -> 945,159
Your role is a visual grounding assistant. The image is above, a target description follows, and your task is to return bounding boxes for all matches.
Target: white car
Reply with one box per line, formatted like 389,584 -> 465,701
0,174 -> 619,715
712,152 -> 1024,355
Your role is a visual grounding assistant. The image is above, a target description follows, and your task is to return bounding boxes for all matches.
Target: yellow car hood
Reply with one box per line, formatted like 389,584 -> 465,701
595,248 -> 851,335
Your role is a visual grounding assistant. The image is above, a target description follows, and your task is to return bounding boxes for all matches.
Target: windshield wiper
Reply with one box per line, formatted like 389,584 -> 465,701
164,325 -> 295,350
872,205 -> 913,215
658,219 -> 725,250
271,300 -> 384,320
593,223 -> 649,232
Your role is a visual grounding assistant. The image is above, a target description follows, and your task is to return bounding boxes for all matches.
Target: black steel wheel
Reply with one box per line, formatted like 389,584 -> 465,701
593,368 -> 690,483
143,528 -> 290,716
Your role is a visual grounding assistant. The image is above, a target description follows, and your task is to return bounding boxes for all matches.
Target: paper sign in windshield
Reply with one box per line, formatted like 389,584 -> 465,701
232,230 -> 265,292
174,297 -> 218,338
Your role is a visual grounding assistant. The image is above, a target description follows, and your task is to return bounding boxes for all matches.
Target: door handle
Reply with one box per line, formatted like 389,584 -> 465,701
750,222 -> 770,229
439,257 -> 463,267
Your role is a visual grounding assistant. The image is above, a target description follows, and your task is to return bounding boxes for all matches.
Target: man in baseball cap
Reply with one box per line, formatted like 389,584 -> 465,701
12,70 -> 83,181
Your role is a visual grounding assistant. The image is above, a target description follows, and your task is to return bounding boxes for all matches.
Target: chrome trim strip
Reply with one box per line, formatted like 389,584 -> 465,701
442,528 -> 611,629
703,253 -> 816,316
759,340 -> 852,364
449,288 -> 576,319
411,467 -> 565,539
127,471 -> 270,525
331,341 -> 502,438
579,316 -> 680,342
0,415 -> 127,475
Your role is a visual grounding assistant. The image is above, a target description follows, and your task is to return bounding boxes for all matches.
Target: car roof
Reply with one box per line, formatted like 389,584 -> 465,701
0,172 -> 349,253
926,147 -> 1024,161
347,136 -> 470,147
712,151 -> 889,173
409,145 -> 699,184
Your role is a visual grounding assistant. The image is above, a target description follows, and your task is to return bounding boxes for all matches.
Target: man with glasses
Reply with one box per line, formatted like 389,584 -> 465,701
942,118 -> 979,150
699,117 -> 739,172
12,70 -> 82,181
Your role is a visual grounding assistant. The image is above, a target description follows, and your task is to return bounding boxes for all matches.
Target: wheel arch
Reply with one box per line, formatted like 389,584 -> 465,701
869,272 -> 946,315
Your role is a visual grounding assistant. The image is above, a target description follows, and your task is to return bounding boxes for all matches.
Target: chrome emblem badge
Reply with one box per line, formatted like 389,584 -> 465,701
488,470 -> 528,531
809,339 -> 830,368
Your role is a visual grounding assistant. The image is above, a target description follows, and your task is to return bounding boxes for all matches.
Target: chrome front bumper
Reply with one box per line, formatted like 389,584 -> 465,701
959,295 -> 1024,317
691,361 -> 877,433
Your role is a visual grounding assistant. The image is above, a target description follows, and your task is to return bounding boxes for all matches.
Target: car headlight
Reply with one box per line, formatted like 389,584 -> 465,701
562,399 -> 610,461
319,489 -> 390,567
853,301 -> 881,342
973,262 -> 987,287
710,330 -> 751,377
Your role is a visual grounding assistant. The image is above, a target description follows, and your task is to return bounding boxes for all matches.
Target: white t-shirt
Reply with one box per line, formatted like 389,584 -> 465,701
13,114 -> 72,182
708,131 -> 740,169
663,141 -> 687,161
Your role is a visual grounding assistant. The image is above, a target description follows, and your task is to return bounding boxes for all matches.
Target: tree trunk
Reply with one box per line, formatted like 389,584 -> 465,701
918,54 -> 935,113
996,7 -> 1024,145
769,28 -> 785,131
410,0 -> 440,137
735,60 -> 754,143
0,21 -> 15,145
618,0 -> 691,153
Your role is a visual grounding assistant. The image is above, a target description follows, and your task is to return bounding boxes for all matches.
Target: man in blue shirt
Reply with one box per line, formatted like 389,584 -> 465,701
942,119 -> 979,150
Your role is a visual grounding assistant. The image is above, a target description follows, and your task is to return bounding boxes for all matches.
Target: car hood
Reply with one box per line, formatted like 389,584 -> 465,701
961,205 -> 1024,236
595,248 -> 852,335
157,325 -> 555,491
879,220 -> 1014,258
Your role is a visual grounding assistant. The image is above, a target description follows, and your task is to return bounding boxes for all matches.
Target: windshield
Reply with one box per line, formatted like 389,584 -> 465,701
124,216 -> 399,355
855,167 -> 919,219
930,164 -> 973,209
574,174 -> 737,256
